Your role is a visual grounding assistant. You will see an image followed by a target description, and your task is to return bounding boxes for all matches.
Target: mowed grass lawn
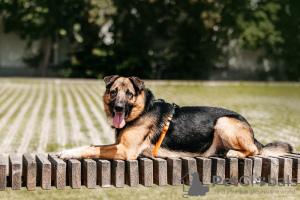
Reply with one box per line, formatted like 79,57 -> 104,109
0,78 -> 300,200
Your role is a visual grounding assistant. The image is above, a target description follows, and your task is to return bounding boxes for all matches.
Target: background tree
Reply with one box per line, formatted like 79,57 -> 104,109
268,0 -> 300,80
1,0 -> 99,76
67,0 -> 300,80
1,0 -> 299,80
218,0 -> 300,81
65,0 -> 223,79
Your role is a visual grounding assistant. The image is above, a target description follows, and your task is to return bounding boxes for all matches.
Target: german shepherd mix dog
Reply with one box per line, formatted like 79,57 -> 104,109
58,75 -> 293,160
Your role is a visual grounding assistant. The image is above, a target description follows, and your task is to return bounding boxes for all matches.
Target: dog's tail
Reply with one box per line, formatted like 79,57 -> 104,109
255,139 -> 293,156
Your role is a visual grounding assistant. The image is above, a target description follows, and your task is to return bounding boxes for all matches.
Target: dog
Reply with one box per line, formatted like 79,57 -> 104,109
58,75 -> 293,160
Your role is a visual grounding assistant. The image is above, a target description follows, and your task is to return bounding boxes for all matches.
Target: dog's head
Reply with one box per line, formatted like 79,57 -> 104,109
102,75 -> 146,129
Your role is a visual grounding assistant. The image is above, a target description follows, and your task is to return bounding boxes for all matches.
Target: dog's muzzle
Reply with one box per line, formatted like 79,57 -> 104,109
113,101 -> 126,129
114,102 -> 125,113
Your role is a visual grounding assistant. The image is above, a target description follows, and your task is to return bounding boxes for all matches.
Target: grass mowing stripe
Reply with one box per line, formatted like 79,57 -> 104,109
0,85 -> 24,114
26,83 -> 49,152
69,84 -> 101,144
0,86 -> 12,103
1,79 -> 299,154
84,85 -> 107,116
76,85 -> 104,132
239,93 -> 300,145
76,85 -> 111,144
62,84 -> 85,147
148,84 -> 231,107
82,84 -> 114,144
56,82 -> 67,148
8,85 -> 40,152
89,85 -> 106,110
61,83 -> 76,149
77,85 -> 113,143
89,85 -> 106,106
37,82 -> 53,152
17,83 -> 46,153
0,85 -> 29,141
0,84 -> 8,95
66,84 -> 91,144
0,84 -> 38,153
46,83 -> 60,152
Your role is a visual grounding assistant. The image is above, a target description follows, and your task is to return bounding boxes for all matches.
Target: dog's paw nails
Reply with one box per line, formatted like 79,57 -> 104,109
226,150 -> 238,158
57,150 -> 81,160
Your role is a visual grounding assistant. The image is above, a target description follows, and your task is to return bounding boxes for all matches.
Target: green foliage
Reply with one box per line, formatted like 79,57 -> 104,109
1,0 -> 101,74
1,0 -> 300,80
219,0 -> 300,80
269,0 -> 300,80
1,0 -> 96,43
23,51 -> 43,68
64,0 -> 223,79
64,0 -> 300,80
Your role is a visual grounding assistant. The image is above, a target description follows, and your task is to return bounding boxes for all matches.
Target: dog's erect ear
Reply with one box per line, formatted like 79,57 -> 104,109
129,76 -> 144,95
104,75 -> 120,89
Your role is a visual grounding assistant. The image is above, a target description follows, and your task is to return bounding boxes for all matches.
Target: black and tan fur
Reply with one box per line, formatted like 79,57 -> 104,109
58,75 -> 293,160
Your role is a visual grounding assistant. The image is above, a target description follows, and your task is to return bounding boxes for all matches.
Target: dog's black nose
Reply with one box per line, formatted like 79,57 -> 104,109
114,102 -> 125,112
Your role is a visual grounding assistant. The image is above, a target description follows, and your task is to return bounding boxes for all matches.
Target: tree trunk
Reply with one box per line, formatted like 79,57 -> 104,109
37,36 -> 52,77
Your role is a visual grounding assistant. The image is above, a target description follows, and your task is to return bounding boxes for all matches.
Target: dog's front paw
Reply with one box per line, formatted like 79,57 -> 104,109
57,149 -> 82,160
226,150 -> 238,158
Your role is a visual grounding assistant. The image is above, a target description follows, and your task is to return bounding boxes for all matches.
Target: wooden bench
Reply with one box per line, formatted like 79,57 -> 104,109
0,153 -> 299,190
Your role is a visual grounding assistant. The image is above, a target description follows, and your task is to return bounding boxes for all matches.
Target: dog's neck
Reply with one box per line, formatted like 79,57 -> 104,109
143,88 -> 155,113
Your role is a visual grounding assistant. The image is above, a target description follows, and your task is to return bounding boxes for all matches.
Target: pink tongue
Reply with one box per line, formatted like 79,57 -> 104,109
113,112 -> 126,129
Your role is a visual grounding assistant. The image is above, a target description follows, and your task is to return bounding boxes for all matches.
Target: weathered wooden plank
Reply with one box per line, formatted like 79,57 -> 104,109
68,159 -> 81,189
257,156 -> 279,185
272,157 -> 292,184
138,157 -> 153,187
181,157 -> 197,186
83,159 -> 97,189
36,154 -> 51,190
167,158 -> 182,186
289,153 -> 300,158
283,154 -> 300,183
225,158 -> 238,185
111,160 -> 125,188
125,160 -> 139,187
9,154 -> 22,190
97,159 -> 111,187
153,158 -> 167,186
210,157 -> 225,185
48,154 -> 66,190
248,156 -> 262,184
196,157 -> 211,185
0,154 -> 6,191
5,153 -> 299,189
23,153 -> 37,191
238,158 -> 252,184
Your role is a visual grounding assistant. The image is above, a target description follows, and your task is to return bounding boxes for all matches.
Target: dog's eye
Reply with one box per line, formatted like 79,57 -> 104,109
126,90 -> 133,99
110,89 -> 117,97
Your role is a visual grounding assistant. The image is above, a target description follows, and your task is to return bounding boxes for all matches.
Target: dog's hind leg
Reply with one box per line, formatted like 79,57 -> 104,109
202,131 -> 223,157
215,117 -> 259,159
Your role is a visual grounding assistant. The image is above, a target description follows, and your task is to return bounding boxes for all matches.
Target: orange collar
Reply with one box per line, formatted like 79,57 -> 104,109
152,114 -> 173,157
